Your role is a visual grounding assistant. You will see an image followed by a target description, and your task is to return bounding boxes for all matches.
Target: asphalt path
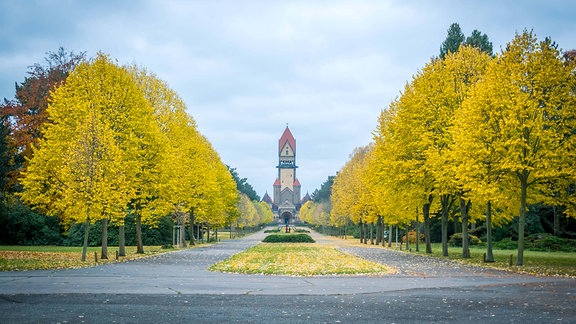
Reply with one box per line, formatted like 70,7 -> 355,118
0,229 -> 574,323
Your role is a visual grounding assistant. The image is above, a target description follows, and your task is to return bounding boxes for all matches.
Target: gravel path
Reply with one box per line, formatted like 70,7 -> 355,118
309,230 -> 520,278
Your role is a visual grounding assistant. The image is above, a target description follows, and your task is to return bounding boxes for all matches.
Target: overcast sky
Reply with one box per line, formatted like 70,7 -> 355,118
1,1 -> 575,198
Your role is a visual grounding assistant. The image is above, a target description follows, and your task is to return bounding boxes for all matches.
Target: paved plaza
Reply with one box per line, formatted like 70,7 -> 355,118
1,230 -> 574,323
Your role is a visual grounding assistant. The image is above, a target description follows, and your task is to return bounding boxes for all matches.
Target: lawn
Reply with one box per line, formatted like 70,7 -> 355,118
405,243 -> 576,277
0,245 -> 167,271
210,243 -> 396,276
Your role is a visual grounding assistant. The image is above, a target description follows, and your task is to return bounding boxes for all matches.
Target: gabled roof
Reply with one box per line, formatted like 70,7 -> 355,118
273,178 -> 281,186
293,178 -> 301,186
279,126 -> 296,153
301,192 -> 311,204
261,192 -> 273,204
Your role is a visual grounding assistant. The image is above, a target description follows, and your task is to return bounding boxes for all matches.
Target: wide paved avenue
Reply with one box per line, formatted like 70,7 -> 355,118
1,229 -> 575,323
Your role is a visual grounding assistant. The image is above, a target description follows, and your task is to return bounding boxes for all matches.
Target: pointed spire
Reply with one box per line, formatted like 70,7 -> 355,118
279,125 -> 295,152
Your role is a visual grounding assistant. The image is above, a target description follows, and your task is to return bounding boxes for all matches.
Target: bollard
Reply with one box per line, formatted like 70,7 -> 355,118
94,252 -> 98,263
509,254 -> 513,266
483,253 -> 486,263
116,250 -> 119,260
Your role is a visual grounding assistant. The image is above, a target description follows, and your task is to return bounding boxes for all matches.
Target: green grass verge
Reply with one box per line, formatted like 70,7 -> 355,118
210,243 -> 396,276
0,245 -> 167,271
406,243 -> 576,277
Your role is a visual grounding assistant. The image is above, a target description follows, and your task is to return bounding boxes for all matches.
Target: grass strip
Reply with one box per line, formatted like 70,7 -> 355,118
406,243 -> 576,277
210,243 -> 396,276
0,246 -> 166,271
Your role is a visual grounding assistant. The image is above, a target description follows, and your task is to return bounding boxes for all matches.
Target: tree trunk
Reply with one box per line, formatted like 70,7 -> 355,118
135,209 -> 144,254
81,212 -> 90,262
359,221 -> 364,244
207,225 -> 211,243
440,195 -> 453,257
405,225 -> 410,251
553,206 -> 559,237
179,221 -> 187,248
370,223 -> 374,245
423,202 -> 432,254
199,223 -> 203,243
485,201 -> 494,262
460,198 -> 470,258
376,216 -> 383,245
517,172 -> 529,266
387,224 -> 392,247
118,225 -> 126,257
415,207 -> 420,252
101,218 -> 109,259
396,225 -> 400,250
188,211 -> 195,246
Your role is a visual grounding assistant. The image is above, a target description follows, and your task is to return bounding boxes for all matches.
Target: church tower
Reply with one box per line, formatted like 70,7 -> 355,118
272,126 -> 301,224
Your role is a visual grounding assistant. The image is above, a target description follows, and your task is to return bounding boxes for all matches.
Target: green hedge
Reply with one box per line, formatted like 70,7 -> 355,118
262,234 -> 316,243
448,233 -> 481,247
526,233 -> 576,252
492,234 -> 576,252
492,237 -> 517,250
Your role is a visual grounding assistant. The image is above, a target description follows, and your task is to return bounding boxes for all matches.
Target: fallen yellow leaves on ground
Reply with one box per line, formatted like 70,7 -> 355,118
210,243 -> 397,276
0,246 -> 166,271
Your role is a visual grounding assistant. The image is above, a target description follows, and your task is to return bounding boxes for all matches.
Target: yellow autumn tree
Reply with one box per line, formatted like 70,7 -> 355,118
299,200 -> 313,224
366,112 -> 407,246
371,80 -> 438,253
370,46 -> 491,256
255,200 -> 274,224
429,45 -> 492,257
127,66 -> 194,251
331,145 -> 376,243
21,53 -> 157,260
237,193 -> 258,229
129,67 -> 239,247
370,102 -> 430,248
454,31 -> 576,265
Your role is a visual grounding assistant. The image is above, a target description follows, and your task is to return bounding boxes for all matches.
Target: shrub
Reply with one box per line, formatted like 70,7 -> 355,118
402,230 -> 424,244
492,237 -> 518,250
526,233 -> 576,252
448,233 -> 481,247
294,229 -> 310,233
262,234 -> 316,243
264,229 -> 281,233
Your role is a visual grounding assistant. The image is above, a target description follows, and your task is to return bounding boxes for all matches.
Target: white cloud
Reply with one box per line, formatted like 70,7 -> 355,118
1,0 -> 575,198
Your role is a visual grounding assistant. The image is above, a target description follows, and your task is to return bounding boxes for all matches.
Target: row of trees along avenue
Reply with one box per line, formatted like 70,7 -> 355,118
327,28 -> 576,266
1,50 -> 271,261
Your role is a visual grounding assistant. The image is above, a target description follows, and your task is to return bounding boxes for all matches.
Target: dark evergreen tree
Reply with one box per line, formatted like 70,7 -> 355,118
312,175 -> 335,203
439,23 -> 465,59
440,23 -> 493,58
227,165 -> 260,201
465,29 -> 493,56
